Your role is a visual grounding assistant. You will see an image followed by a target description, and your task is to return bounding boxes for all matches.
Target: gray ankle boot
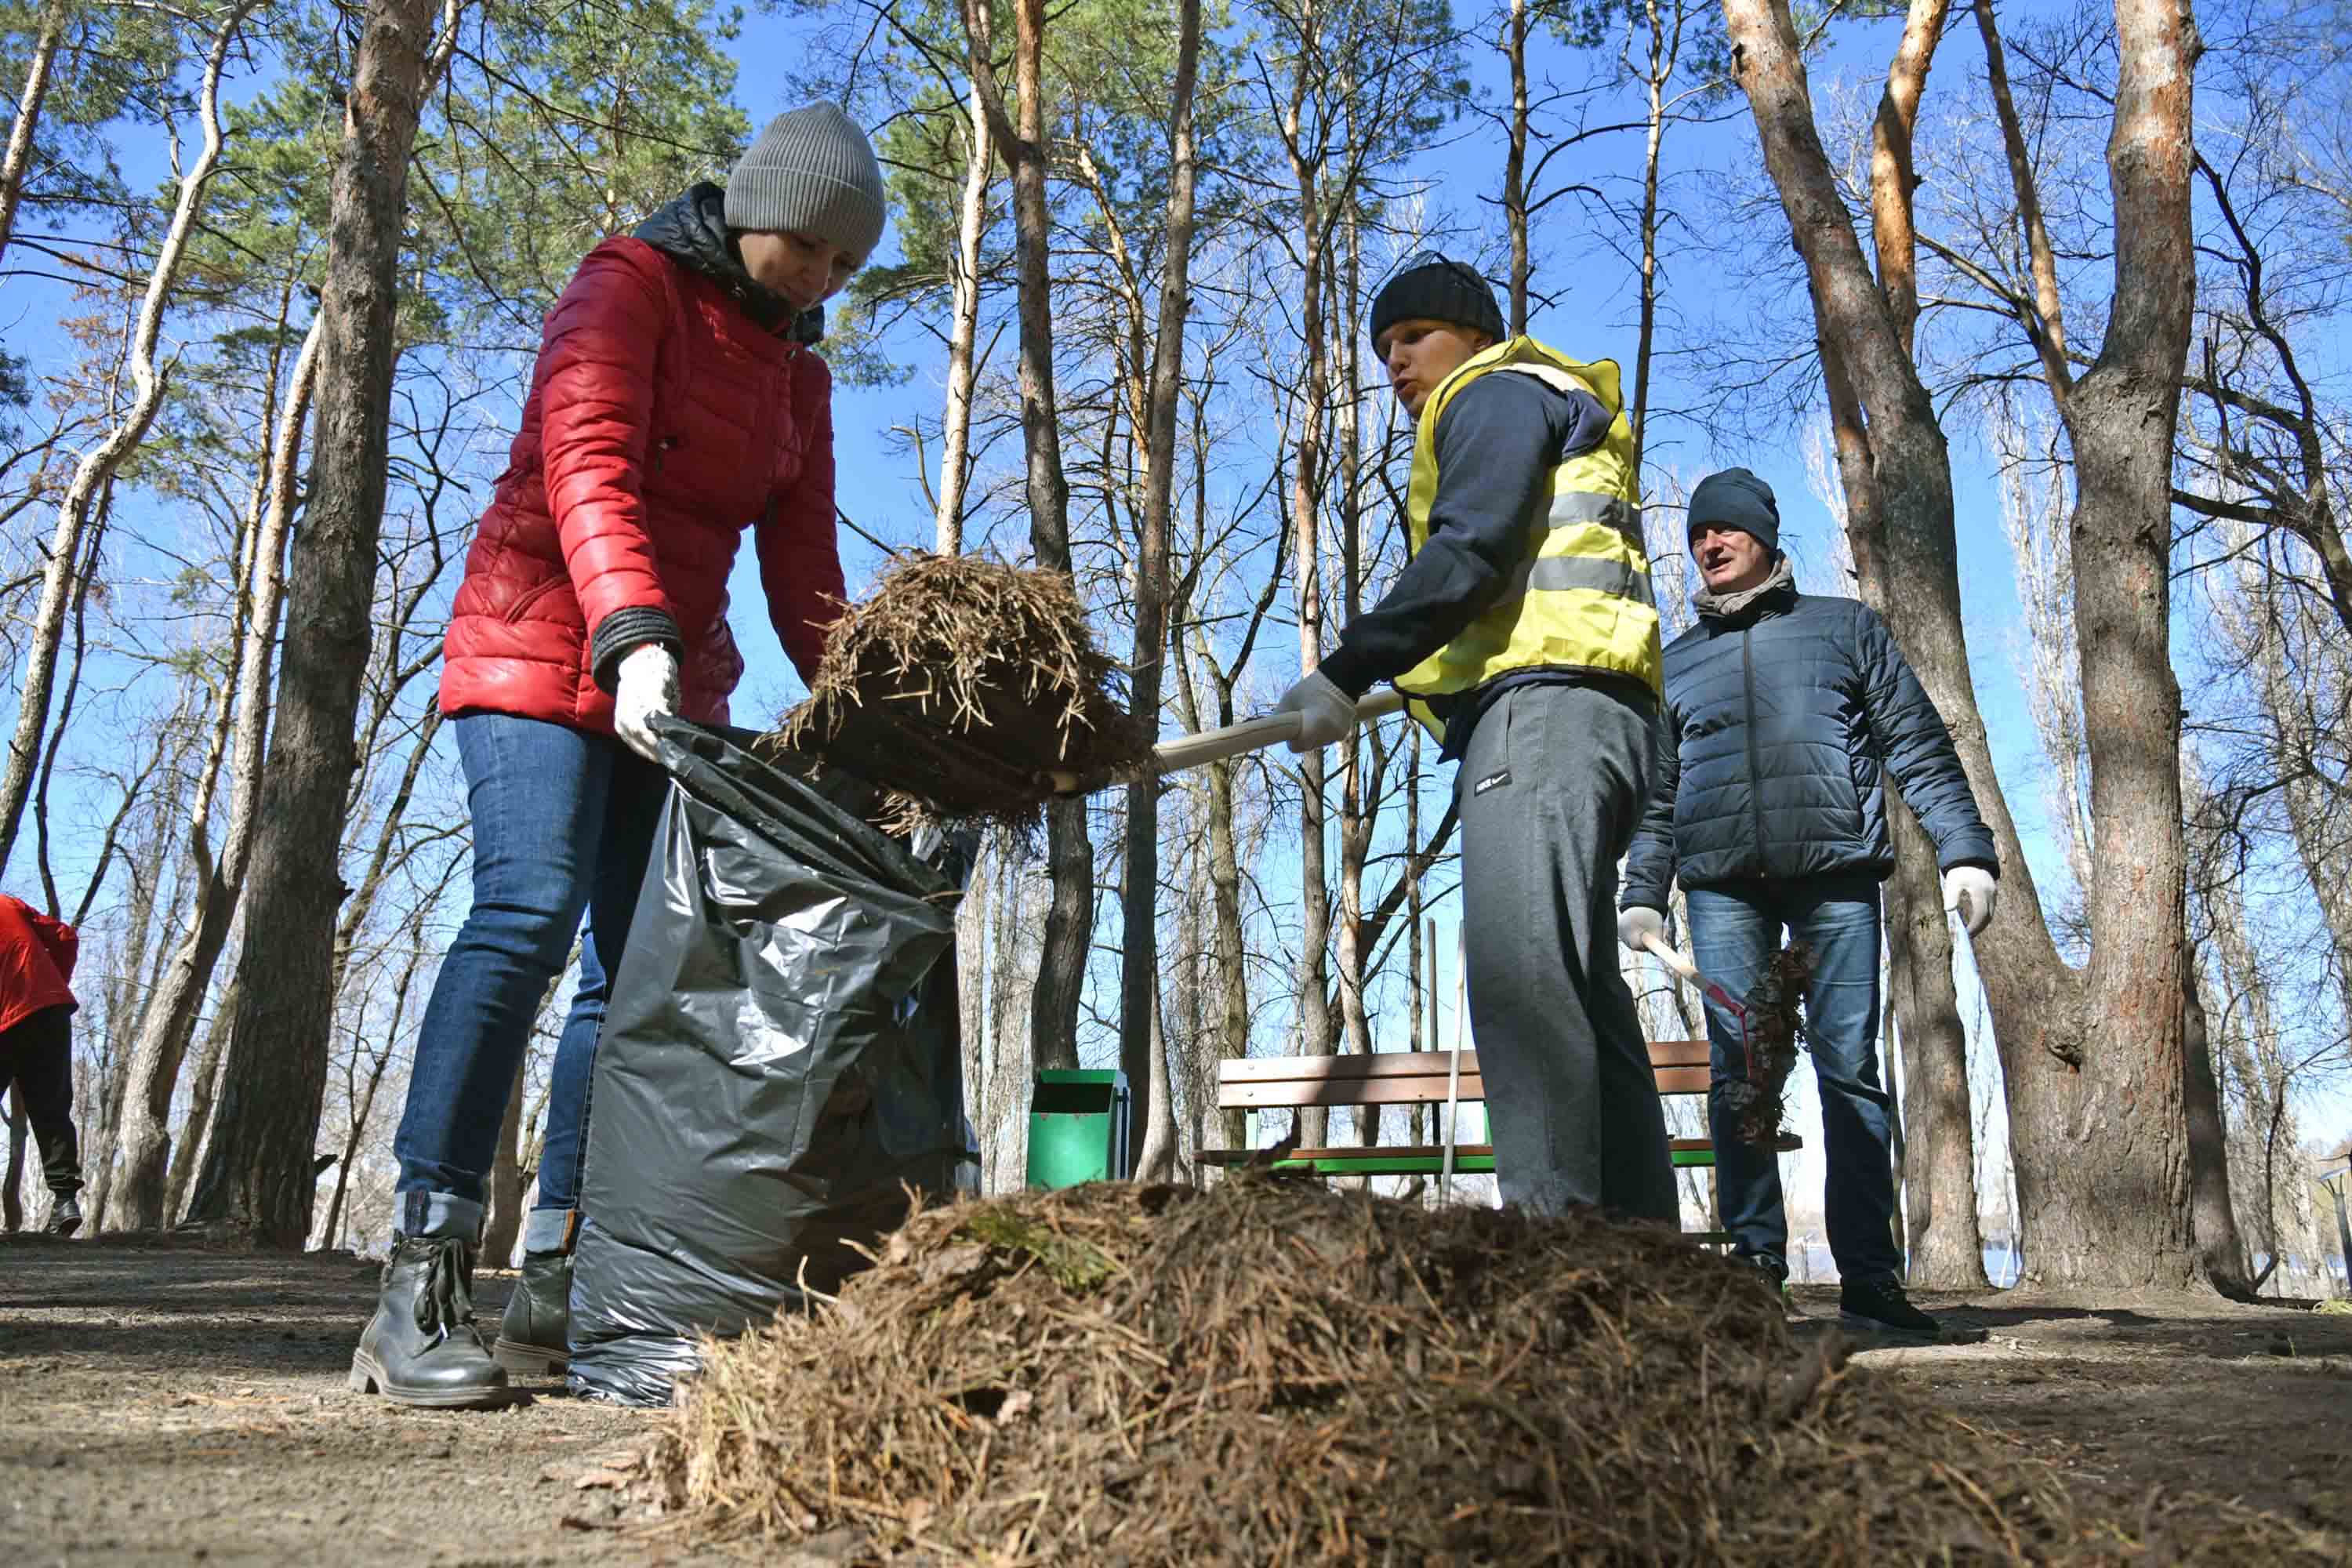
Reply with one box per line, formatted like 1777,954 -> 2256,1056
349,1232 -> 516,1409
492,1249 -> 573,1377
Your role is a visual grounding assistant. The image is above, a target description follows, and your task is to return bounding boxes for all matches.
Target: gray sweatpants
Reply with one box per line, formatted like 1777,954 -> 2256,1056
1456,682 -> 1676,1221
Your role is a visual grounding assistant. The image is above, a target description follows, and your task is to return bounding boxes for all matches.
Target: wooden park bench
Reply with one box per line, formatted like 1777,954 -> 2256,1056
1195,1041 -> 1800,1241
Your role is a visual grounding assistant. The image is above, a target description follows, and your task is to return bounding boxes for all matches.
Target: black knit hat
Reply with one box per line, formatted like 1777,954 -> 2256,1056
1369,254 -> 1506,351
1687,467 -> 1781,554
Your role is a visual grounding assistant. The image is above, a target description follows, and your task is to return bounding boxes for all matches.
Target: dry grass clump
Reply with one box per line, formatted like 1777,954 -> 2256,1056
769,554 -> 1156,826
644,1178 -> 2342,1566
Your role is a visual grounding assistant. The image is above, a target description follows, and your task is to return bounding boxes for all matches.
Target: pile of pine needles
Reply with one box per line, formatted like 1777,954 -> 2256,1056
768,555 -> 1155,827
641,1178 -> 2339,1566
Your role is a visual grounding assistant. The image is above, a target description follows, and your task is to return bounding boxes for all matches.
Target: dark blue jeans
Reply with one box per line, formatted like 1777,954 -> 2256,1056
1685,873 -> 1900,1283
391,714 -> 667,1240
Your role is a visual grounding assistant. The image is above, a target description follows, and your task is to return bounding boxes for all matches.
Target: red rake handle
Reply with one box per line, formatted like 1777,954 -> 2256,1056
1638,931 -> 1759,1079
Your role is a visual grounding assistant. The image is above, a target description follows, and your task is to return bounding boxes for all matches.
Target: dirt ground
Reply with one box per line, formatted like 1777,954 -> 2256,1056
4,1236 -> 2348,1566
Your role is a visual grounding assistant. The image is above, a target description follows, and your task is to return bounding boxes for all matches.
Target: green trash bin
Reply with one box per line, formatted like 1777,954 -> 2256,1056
1025,1069 -> 1132,1188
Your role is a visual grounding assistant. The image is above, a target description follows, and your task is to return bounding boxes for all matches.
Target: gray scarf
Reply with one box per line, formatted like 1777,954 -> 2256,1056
1692,554 -> 1795,620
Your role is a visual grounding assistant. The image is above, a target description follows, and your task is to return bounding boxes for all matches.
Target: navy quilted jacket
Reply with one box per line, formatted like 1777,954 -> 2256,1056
1620,585 -> 1995,909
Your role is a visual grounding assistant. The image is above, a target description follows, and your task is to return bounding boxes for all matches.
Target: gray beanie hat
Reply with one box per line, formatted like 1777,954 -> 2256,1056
724,103 -> 887,263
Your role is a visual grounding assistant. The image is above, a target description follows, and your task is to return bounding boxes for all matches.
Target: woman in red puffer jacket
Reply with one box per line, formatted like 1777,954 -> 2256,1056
353,105 -> 886,1412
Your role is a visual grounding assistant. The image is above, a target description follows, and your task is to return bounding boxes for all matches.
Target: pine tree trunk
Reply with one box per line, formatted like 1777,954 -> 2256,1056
108,311 -> 321,1232
934,59 -> 992,556
2013,0 -> 2203,1289
964,0 -> 1089,1081
1884,800 -> 1987,1288
162,986 -> 235,1226
1724,0 -> 2195,1287
2180,964 -> 2253,1296
1117,0 -> 1202,1171
1503,0 -> 1530,335
186,0 -> 441,1247
0,0 -> 67,271
1285,28 -> 1335,1147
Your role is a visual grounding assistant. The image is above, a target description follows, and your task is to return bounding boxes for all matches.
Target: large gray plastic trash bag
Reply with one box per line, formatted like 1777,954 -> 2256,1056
565,716 -> 974,1407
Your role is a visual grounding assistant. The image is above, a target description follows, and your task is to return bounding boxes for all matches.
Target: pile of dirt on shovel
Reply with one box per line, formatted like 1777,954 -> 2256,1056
643,1178 -> 2343,1566
769,554 -> 1155,828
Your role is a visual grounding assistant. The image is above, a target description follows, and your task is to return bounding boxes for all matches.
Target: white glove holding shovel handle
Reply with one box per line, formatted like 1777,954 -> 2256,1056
1619,908 -> 1753,1047
1043,684 -> 1406,793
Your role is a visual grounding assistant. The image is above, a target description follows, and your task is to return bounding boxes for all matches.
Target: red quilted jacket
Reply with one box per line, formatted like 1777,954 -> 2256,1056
438,187 -> 847,731
0,894 -> 78,1035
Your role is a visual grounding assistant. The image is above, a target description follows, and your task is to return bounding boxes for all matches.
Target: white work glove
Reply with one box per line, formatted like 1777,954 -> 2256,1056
612,642 -> 681,764
1943,865 -> 1998,937
1271,670 -> 1359,755
1617,906 -> 1666,955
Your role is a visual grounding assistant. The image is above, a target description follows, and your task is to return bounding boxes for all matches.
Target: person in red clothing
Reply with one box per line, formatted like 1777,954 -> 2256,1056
0,892 -> 85,1238
351,104 -> 886,1410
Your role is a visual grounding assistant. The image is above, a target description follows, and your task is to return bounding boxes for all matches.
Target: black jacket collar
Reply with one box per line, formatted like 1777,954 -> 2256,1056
632,183 -> 823,343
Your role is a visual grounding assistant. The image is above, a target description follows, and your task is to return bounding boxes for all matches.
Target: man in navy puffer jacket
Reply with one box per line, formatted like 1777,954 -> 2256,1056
1617,468 -> 1996,1338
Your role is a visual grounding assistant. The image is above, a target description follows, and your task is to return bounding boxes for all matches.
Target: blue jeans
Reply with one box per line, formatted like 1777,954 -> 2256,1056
391,713 -> 668,1242
1685,873 -> 1900,1283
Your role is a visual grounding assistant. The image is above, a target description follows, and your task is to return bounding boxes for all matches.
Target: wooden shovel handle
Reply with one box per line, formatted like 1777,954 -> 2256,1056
1152,688 -> 1406,775
1047,688 -> 1406,793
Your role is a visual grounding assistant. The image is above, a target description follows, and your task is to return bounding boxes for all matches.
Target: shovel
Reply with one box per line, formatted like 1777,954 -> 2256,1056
1638,930 -> 1755,1072
1044,688 -> 1406,794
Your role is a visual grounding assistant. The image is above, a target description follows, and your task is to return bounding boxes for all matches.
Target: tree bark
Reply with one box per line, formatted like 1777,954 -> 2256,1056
0,0 -> 67,271
1627,0 -> 1685,474
934,39 -> 993,555
2180,960 -> 2255,1297
1283,13 -> 1336,1148
956,843 -> 992,1178
1722,0 -> 2173,1288
2034,0 -> 2204,1288
106,308 -> 322,1232
187,0 -> 441,1247
1503,0 -> 1530,335
0,2 -> 257,880
1116,0 -> 1202,1171
84,783 -> 184,1229
1976,0 -> 2074,397
1884,798 -> 1987,1287
162,982 -> 236,1225
964,0 -> 1090,1080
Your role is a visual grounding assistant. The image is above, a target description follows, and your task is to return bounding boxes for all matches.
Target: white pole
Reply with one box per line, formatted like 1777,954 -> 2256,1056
1439,923 -> 1466,1205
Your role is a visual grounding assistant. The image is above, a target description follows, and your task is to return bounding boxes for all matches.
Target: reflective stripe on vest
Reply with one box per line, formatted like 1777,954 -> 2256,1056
1393,336 -> 1664,736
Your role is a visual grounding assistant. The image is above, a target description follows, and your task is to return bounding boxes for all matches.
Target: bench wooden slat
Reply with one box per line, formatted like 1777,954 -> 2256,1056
1221,1074 -> 1485,1109
1195,1135 -> 1795,1169
1197,1138 -> 1725,1164
1217,1044 -> 1715,1109
1218,1051 -> 1486,1084
1218,1043 -> 1711,1086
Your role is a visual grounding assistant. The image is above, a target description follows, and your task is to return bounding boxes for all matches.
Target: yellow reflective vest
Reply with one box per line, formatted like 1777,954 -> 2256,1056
1396,336 -> 1662,741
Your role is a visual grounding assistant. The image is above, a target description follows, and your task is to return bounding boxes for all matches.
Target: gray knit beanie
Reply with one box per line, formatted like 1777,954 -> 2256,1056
724,103 -> 887,263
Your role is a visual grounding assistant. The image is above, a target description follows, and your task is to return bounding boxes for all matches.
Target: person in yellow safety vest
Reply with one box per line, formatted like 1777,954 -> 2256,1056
1272,254 -> 1677,1223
